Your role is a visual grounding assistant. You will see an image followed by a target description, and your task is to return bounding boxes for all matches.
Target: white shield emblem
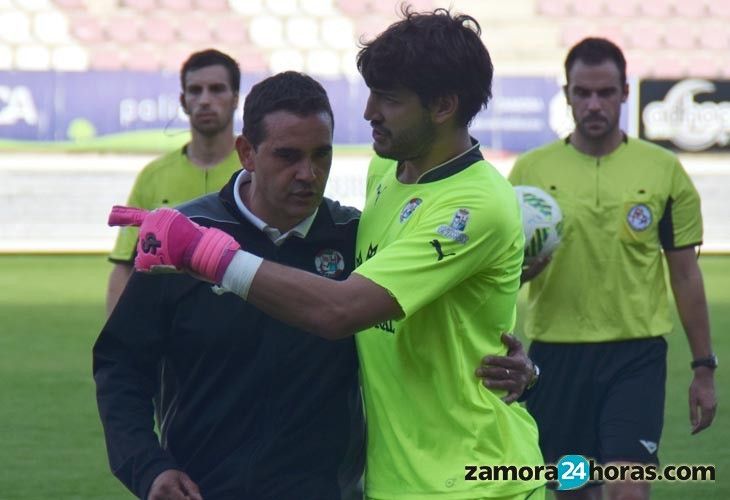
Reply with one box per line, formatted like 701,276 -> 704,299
400,198 -> 422,223
627,204 -> 652,231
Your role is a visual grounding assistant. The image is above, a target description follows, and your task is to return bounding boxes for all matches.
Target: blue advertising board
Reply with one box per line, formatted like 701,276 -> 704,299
0,71 -> 631,153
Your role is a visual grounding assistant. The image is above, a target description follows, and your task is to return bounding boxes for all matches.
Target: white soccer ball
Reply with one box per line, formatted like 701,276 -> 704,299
514,185 -> 563,264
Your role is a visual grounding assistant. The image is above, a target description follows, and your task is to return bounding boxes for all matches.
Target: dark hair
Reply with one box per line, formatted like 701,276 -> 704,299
242,71 -> 334,147
565,38 -> 627,87
180,48 -> 241,93
356,5 -> 493,127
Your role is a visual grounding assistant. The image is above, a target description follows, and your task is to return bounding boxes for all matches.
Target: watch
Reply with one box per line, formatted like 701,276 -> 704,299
690,354 -> 718,370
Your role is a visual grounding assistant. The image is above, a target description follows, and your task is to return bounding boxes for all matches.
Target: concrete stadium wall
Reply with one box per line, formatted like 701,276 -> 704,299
0,151 -> 727,253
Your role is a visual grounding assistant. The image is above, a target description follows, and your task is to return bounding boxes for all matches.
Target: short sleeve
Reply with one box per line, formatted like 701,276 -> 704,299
108,169 -> 149,262
659,158 -> 703,250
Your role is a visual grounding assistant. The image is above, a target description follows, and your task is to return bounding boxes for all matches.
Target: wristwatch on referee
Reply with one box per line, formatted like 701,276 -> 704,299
690,354 -> 718,370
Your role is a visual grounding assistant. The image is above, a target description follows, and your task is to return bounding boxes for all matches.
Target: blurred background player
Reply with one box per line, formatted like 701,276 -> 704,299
510,37 -> 717,500
105,48 -> 242,315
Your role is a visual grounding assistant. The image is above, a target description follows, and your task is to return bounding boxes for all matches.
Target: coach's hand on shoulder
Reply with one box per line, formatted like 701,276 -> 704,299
520,255 -> 551,285
475,333 -> 537,404
108,205 -> 240,284
690,367 -> 717,435
148,469 -> 203,500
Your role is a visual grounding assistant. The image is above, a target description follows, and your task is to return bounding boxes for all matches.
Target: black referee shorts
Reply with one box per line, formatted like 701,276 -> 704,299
526,337 -> 667,467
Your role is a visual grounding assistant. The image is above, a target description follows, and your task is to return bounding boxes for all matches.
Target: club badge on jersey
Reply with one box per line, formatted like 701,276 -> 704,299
399,198 -> 422,223
436,208 -> 470,244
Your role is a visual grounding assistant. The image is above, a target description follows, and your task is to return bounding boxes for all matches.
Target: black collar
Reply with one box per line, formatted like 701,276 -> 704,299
411,137 -> 484,184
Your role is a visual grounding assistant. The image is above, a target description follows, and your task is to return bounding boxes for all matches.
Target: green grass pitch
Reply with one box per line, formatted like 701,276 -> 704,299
0,255 -> 726,498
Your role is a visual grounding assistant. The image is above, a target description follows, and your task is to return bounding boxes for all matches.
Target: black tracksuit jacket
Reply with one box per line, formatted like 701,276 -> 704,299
93,175 -> 364,499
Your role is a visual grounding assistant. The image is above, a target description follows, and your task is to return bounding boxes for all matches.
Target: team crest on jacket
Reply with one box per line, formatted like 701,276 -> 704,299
400,198 -> 422,223
315,249 -> 345,278
627,204 -> 652,231
436,208 -> 470,244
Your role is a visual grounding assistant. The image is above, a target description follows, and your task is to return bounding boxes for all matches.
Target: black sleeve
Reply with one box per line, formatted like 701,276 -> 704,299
92,271 -> 178,499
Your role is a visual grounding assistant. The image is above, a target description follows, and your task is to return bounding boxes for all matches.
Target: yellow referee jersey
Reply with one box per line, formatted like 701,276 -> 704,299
509,137 -> 702,343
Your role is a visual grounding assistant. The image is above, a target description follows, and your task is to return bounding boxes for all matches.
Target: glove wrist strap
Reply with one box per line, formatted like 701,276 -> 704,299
221,250 -> 264,299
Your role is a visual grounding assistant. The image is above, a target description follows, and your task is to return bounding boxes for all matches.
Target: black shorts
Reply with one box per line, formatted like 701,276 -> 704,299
526,337 -> 667,467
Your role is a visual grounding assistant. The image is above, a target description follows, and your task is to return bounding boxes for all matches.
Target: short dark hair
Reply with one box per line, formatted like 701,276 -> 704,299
565,38 -> 627,87
242,71 -> 334,148
356,5 -> 493,127
180,48 -> 241,93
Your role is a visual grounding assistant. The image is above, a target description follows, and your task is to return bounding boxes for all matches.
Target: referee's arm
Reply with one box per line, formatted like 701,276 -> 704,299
664,247 -> 717,434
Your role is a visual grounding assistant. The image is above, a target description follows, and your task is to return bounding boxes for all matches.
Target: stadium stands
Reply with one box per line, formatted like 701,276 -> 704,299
0,44 -> 12,69
698,22 -> 729,51
605,0 -> 641,17
531,0 -> 727,78
0,0 -> 720,77
15,44 -> 51,70
141,15 -> 176,44
640,0 -> 673,18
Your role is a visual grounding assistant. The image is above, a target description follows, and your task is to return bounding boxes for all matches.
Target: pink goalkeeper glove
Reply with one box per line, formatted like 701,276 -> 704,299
108,205 -> 240,283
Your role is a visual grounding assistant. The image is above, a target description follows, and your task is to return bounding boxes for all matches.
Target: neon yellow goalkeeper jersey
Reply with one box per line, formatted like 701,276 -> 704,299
509,136 -> 703,343
354,144 -> 544,499
109,146 -> 241,262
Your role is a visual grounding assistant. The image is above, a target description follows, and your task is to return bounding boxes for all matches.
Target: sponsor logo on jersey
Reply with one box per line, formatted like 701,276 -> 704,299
430,239 -> 455,261
399,198 -> 422,223
314,249 -> 345,278
375,319 -> 395,333
627,204 -> 652,231
436,208 -> 470,244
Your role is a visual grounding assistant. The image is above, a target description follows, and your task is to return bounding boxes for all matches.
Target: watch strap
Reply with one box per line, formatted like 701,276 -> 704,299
691,355 -> 717,370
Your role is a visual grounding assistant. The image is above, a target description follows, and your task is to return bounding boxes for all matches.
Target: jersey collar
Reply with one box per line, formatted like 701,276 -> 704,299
232,170 -> 317,246
563,131 -> 629,144
412,137 -> 484,184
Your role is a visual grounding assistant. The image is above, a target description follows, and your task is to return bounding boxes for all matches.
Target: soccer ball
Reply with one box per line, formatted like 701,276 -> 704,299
514,185 -> 563,264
